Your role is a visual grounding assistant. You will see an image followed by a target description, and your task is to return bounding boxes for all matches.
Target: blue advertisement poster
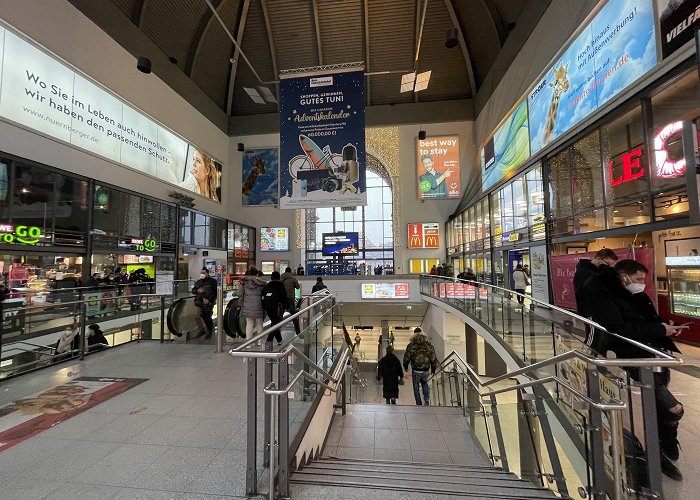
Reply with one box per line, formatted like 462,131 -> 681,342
279,70 -> 366,209
528,0 -> 657,154
242,148 -> 279,206
481,100 -> 530,192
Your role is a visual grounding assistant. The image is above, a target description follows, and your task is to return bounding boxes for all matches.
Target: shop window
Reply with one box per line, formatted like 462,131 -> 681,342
609,198 -> 651,228
512,175 -> 527,229
490,194 -> 502,246
527,165 -> 545,232
481,198 -> 490,248
120,192 -> 142,237
160,204 -> 177,243
12,164 -> 54,232
655,187 -> 689,221
93,185 -> 119,234
180,210 -> 192,245
577,209 -> 607,234
500,184 -> 514,233
572,131 -> 604,212
548,150 -> 572,219
141,199 -> 160,241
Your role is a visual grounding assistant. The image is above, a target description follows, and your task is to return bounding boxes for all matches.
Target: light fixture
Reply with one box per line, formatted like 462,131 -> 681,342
414,70 -> 432,92
244,86 -> 277,105
257,86 -> 278,104
136,56 -> 152,74
418,130 -> 427,140
237,143 -> 245,152
445,27 -> 459,48
400,72 -> 416,93
244,87 -> 266,104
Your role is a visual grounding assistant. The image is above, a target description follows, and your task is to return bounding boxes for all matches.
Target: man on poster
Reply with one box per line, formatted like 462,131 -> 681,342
419,153 -> 453,197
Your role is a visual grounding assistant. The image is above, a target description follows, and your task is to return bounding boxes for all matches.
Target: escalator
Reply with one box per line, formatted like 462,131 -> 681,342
166,295 -> 244,340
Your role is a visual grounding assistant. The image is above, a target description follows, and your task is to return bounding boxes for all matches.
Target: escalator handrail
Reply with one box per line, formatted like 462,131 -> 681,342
166,295 -> 197,337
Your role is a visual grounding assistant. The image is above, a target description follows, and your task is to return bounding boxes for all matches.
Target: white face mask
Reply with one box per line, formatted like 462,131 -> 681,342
624,282 -> 645,294
200,273 -> 206,279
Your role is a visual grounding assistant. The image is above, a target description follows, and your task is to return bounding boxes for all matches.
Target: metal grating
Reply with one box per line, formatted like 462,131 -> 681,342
266,0 -> 319,71
316,0 -> 364,65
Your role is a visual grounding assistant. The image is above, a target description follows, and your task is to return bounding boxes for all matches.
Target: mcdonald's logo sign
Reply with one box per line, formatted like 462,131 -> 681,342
408,223 -> 440,249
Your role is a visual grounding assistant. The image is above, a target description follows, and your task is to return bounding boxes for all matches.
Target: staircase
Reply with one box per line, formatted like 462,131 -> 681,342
292,457 -> 559,498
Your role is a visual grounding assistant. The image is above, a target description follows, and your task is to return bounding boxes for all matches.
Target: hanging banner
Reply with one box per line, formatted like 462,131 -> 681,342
657,0 -> 700,59
416,135 -> 461,199
528,0 -> 657,154
279,70 -> 366,209
242,148 -> 279,206
549,247 -> 656,310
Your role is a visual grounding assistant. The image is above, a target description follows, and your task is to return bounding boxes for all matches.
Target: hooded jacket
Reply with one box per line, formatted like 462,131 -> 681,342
403,332 -> 437,372
584,267 -> 679,359
573,259 -> 598,315
378,352 -> 404,399
238,275 -> 267,318
280,271 -> 300,304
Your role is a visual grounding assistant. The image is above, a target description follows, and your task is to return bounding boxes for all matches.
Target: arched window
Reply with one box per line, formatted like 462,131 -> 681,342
304,157 -> 393,274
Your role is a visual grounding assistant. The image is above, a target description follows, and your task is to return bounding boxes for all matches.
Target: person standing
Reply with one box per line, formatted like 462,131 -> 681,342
238,267 -> 267,339
512,264 -> 529,305
584,260 -> 684,480
403,327 -> 437,406
192,268 -> 218,338
377,345 -> 404,404
281,267 -> 301,334
296,264 -> 305,276
312,276 -> 328,293
354,333 -> 361,352
261,271 -> 289,345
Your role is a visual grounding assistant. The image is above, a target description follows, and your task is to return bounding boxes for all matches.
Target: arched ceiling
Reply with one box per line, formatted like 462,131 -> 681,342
70,0 -> 544,126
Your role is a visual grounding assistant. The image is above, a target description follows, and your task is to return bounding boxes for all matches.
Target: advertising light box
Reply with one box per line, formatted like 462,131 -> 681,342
407,223 -> 440,249
260,227 -> 289,252
361,283 -> 409,300
416,136 -> 461,199
322,232 -> 359,256
481,100 -> 530,192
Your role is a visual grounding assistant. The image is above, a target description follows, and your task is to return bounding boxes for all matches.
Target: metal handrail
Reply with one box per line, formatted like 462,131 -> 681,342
430,350 -> 485,388
422,274 -> 677,360
2,290 -> 167,314
229,289 -> 333,352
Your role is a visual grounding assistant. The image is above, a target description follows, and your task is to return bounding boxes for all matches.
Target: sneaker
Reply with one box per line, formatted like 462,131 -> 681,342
662,440 -> 680,462
661,454 -> 683,481
424,400 -> 430,406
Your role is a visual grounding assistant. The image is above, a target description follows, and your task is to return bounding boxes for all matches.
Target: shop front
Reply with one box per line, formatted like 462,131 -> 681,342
178,209 -> 227,287
226,222 -> 255,291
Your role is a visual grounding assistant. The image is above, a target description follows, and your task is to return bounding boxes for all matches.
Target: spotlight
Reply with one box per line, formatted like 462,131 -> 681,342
418,130 -> 427,140
445,27 -> 459,49
136,56 -> 152,74
237,143 -> 245,152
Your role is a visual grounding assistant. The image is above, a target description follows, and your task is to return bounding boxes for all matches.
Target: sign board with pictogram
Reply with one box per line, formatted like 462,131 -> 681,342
408,223 -> 440,249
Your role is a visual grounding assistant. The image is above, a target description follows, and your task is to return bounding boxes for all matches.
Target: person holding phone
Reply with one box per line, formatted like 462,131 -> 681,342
584,259 -> 684,480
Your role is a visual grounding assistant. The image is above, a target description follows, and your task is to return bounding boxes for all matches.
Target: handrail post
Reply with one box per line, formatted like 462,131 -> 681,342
268,391 -> 277,500
278,355 -> 290,498
160,295 -> 165,343
79,302 -> 86,360
246,352 -> 258,496
639,366 -> 663,498
608,409 -> 622,500
341,365 -> 347,415
216,283 -> 224,353
585,365 -> 610,499
264,341 -> 273,468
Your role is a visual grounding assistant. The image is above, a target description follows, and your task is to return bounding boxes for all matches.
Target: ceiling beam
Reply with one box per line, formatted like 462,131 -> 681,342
312,0 -> 323,65
225,0 -> 251,115
135,0 -> 147,27
187,0 -> 224,77
442,0 -> 477,97
260,0 -> 280,111
414,0 -> 423,103
478,0 -> 505,45
363,0 -> 371,106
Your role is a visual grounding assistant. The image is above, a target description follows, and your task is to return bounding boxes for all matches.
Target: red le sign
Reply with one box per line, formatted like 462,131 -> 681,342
609,147 -> 644,186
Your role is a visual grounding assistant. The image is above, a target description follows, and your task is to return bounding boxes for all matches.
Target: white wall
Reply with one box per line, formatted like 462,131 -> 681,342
421,303 -> 466,362
0,0 -> 230,219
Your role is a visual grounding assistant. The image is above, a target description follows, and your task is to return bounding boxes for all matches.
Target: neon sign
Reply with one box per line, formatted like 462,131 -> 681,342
609,147 -> 644,186
129,238 -> 157,252
654,121 -> 686,179
0,224 -> 43,245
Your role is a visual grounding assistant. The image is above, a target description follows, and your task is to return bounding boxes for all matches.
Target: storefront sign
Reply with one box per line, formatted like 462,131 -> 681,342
417,136 -> 461,199
408,223 -> 440,248
0,224 -> 43,245
118,237 -> 157,253
242,148 -> 279,206
361,283 -> 409,299
609,147 -> 644,186
657,0 -> 700,59
0,25 -> 222,202
279,70 -> 366,209
654,121 -> 686,178
528,0 -> 657,154
481,100 -> 530,191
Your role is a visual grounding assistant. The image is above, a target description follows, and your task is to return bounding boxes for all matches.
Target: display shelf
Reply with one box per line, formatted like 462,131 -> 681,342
669,267 -> 700,319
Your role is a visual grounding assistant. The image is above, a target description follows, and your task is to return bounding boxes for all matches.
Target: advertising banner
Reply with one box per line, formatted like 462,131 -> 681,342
0,26 -> 222,202
260,227 -> 289,252
530,244 -> 551,305
407,223 -> 440,249
242,148 -> 279,206
528,0 -> 657,155
361,283 -> 409,299
417,135 -> 461,199
481,100 -> 530,192
657,0 -> 700,59
549,247 -> 655,310
279,70 -> 366,209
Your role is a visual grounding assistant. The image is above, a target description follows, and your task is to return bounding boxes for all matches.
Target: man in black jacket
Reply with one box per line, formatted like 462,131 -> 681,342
192,267 -> 218,338
584,259 -> 684,480
573,248 -> 618,349
262,271 -> 289,345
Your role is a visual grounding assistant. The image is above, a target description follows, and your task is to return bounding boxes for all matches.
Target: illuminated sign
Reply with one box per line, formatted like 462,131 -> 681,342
130,238 -> 156,252
408,223 -> 440,249
0,224 -> 43,245
654,121 -> 686,179
361,283 -> 409,299
609,147 -> 644,186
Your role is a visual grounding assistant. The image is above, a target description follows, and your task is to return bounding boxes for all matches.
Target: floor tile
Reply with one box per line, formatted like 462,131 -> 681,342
408,429 -> 448,451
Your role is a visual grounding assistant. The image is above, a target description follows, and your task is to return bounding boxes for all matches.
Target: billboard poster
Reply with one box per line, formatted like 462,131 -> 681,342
549,247 -> 655,310
528,0 -> 657,155
481,100 -> 530,192
408,223 -> 440,249
530,244 -> 551,305
361,283 -> 409,299
260,227 -> 289,252
657,0 -> 700,59
417,135 -> 461,199
279,70 -> 366,209
0,26 -> 222,202
242,148 -> 279,206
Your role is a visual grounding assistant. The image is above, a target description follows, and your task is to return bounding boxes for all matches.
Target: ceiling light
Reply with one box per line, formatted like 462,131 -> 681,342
400,72 -> 416,93
257,86 -> 278,104
414,70 -> 432,92
136,56 -> 152,74
445,27 -> 459,48
244,87 -> 266,104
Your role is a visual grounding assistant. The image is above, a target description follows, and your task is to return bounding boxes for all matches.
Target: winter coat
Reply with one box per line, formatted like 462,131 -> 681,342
280,271 -> 300,304
378,352 -> 404,399
573,259 -> 598,316
584,267 -> 680,359
512,269 -> 528,290
261,280 -> 289,316
238,275 -> 267,318
192,276 -> 217,307
312,281 -> 328,293
403,333 -> 437,372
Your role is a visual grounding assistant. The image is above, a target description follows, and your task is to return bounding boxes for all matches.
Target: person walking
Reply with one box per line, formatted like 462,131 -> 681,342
261,271 -> 289,345
512,264 -> 529,305
281,267 -> 301,334
312,276 -> 328,293
403,327 -> 437,406
192,267 -> 218,338
377,345 -> 404,404
238,267 -> 267,339
584,259 -> 685,480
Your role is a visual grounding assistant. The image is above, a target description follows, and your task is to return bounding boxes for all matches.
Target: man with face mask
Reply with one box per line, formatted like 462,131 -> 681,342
584,259 -> 685,480
192,268 -> 218,338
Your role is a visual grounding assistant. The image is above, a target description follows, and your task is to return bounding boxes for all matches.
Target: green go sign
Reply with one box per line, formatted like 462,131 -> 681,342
0,224 -> 43,245
130,238 -> 157,252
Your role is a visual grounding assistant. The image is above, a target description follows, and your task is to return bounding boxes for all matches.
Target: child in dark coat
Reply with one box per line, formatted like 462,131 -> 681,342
377,345 -> 404,404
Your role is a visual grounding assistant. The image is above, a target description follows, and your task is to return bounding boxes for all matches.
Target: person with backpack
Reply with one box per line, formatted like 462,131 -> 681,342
281,267 -> 301,334
261,271 -> 289,345
403,327 -> 437,405
192,267 -> 218,338
238,267 -> 267,339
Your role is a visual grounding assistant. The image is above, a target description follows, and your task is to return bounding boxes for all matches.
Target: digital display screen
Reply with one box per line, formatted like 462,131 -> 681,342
322,232 -> 359,256
260,227 -> 289,252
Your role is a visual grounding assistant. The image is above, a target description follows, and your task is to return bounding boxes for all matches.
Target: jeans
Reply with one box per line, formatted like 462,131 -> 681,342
412,370 -> 430,405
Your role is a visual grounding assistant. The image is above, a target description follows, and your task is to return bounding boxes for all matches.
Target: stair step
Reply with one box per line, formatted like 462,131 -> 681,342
305,461 -> 511,479
290,476 -> 557,498
318,456 -> 496,471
